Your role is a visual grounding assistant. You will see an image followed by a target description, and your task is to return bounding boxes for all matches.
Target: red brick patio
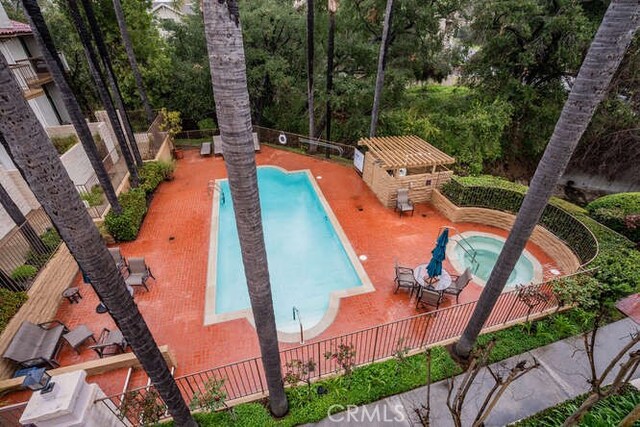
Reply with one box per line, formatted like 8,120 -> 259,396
50,146 -> 561,396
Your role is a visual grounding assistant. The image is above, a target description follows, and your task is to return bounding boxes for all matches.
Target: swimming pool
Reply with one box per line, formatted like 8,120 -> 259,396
204,166 -> 373,342
447,232 -> 543,288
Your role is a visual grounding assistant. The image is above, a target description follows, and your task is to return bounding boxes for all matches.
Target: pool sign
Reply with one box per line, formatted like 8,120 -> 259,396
353,149 -> 364,173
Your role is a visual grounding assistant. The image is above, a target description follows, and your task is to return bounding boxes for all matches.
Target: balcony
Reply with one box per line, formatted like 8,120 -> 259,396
9,57 -> 52,99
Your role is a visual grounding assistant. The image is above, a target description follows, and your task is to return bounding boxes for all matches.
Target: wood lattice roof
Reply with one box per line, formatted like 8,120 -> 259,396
357,135 -> 455,169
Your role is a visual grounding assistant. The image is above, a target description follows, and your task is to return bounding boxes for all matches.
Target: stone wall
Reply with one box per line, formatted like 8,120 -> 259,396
431,190 -> 581,273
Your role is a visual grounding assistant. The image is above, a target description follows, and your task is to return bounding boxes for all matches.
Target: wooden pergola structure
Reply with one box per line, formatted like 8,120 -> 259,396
357,135 -> 455,208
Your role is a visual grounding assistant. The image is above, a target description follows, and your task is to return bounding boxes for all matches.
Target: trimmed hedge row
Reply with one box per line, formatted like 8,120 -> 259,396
441,177 -> 598,265
587,193 -> 640,243
105,161 -> 174,242
0,289 -> 28,333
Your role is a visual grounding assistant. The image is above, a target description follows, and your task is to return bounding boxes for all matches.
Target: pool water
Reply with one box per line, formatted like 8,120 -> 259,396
215,167 -> 362,333
453,235 -> 535,287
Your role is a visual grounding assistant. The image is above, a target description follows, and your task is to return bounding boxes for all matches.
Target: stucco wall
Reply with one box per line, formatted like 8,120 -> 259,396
0,168 -> 40,238
431,190 -> 581,274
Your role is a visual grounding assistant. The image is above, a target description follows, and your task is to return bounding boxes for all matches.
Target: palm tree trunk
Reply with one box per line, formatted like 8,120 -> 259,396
202,0 -> 289,417
21,0 -> 122,214
0,169 -> 47,254
65,0 -> 139,187
81,0 -> 143,167
0,54 -> 196,427
307,0 -> 315,147
325,0 -> 336,144
369,0 -> 394,137
454,0 -> 640,359
112,0 -> 154,125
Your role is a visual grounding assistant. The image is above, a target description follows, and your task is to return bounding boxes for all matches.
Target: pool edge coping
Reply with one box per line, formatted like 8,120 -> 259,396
203,165 -> 375,343
446,231 -> 544,288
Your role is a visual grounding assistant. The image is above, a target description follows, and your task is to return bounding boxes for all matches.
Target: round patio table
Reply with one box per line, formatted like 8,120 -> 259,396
413,264 -> 452,291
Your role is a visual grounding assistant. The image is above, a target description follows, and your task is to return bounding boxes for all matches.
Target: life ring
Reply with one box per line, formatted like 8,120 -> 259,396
278,133 -> 287,145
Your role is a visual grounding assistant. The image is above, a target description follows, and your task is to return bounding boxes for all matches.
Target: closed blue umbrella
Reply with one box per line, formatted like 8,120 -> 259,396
426,228 -> 449,279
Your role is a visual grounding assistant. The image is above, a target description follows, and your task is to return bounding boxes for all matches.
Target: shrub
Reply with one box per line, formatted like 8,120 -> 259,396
80,185 -> 105,207
104,188 -> 148,241
51,135 -> 78,155
0,289 -> 27,333
40,228 -> 61,251
587,193 -> 640,243
197,117 -> 217,131
138,161 -> 173,194
11,265 -> 37,282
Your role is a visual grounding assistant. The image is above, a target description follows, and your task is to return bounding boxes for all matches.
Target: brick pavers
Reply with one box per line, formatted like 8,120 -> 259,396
52,146 -> 560,394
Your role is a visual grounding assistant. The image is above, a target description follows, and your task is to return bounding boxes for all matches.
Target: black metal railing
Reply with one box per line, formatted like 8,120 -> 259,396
95,271 -> 587,425
441,178 -> 599,267
0,209 -> 61,292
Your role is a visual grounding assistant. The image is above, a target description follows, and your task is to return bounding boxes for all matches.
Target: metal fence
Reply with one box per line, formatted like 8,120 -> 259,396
441,178 -> 599,267
95,271 -> 584,425
0,209 -> 61,292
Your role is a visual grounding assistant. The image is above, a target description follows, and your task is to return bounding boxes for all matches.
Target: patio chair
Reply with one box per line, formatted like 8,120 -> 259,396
108,247 -> 128,274
395,188 -> 414,217
443,268 -> 473,303
3,320 -> 69,368
416,288 -> 443,310
125,257 -> 155,292
394,261 -> 419,297
89,328 -> 128,358
200,142 -> 212,157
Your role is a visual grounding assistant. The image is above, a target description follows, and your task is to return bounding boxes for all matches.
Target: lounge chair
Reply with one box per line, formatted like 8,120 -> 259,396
394,261 -> 419,297
200,142 -> 212,157
108,247 -> 128,273
3,321 -> 69,368
213,132 -> 260,157
125,257 -> 155,292
89,328 -> 128,358
416,288 -> 443,310
443,268 -> 473,303
395,188 -> 414,217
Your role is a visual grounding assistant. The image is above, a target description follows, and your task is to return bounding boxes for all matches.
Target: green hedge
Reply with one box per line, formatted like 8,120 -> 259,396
0,289 -> 28,333
104,188 -> 148,242
513,385 -> 640,426
104,161 -> 175,242
441,176 -> 640,297
587,193 -> 640,243
441,177 -> 598,265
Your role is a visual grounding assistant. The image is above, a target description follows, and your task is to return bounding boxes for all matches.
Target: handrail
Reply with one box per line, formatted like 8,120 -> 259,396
438,225 -> 478,267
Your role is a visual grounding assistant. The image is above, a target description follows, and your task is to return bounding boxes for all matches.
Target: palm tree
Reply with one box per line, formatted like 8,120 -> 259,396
65,0 -> 139,187
325,0 -> 337,142
454,0 -> 640,359
307,0 -> 315,143
0,54 -> 197,427
369,0 -> 394,137
112,0 -> 155,125
81,0 -> 143,167
202,0 -> 289,417
0,164 -> 47,255
21,0 -> 122,214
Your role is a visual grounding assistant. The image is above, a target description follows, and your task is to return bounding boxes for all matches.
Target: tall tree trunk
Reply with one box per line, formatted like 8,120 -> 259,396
0,54 -> 196,427
369,0 -> 394,137
326,0 -> 336,143
81,0 -> 143,167
66,0 -> 139,187
112,0 -> 154,124
202,0 -> 289,417
307,0 -> 315,146
0,170 -> 47,254
21,0 -> 121,214
454,0 -> 640,359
